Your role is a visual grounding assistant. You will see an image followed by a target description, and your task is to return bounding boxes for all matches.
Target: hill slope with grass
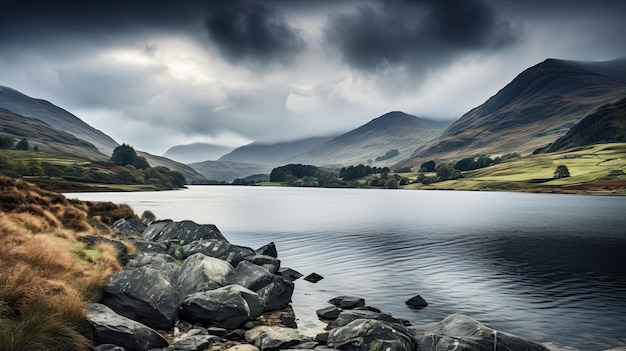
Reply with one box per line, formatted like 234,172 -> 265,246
0,108 -> 108,161
536,97 -> 626,153
0,85 -> 119,155
0,176 -> 136,349
0,86 -> 208,184
400,58 -> 626,167
398,143 -> 626,195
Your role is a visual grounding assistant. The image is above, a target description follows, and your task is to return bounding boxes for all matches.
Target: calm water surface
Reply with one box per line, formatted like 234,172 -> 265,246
67,186 -> 626,350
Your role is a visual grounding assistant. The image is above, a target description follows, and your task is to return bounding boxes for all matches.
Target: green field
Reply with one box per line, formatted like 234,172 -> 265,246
401,143 -> 626,195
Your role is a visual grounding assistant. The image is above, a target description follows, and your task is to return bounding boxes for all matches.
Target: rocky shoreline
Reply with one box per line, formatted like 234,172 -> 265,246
87,218 -> 550,351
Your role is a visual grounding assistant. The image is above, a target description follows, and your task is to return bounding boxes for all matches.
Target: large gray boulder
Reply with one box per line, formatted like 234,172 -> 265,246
174,253 -> 234,299
142,220 -> 226,244
182,239 -> 255,267
112,218 -> 147,237
245,254 -> 281,274
126,253 -> 180,281
179,285 -> 265,330
408,314 -> 550,351
86,303 -> 168,351
327,318 -> 415,351
228,261 -> 294,311
244,326 -> 311,351
101,266 -> 180,330
128,238 -> 170,255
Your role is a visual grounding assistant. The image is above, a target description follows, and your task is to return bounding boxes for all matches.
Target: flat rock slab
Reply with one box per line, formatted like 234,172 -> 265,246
170,335 -> 220,351
328,296 -> 365,309
87,303 -> 168,351
244,326 -> 311,351
303,272 -> 324,283
327,318 -> 415,351
408,314 -> 550,351
142,220 -> 226,244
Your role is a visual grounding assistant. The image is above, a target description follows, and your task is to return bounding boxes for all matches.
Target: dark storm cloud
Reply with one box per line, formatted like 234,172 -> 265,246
0,0 -> 305,68
204,2 -> 306,66
323,0 -> 521,73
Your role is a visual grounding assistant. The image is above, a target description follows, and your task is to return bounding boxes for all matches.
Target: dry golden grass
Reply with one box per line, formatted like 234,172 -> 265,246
0,176 -> 134,349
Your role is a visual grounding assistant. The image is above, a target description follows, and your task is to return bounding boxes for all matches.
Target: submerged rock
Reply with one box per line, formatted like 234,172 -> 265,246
328,296 -> 365,309
304,272 -> 324,283
86,303 -> 168,351
405,294 -> 428,310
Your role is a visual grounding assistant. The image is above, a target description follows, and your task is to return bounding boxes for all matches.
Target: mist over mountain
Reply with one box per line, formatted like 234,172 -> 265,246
188,160 -> 273,183
402,58 -> 626,166
218,136 -> 335,164
164,143 -> 234,164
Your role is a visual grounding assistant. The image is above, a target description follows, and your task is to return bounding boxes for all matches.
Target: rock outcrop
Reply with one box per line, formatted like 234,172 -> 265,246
89,219 -> 551,351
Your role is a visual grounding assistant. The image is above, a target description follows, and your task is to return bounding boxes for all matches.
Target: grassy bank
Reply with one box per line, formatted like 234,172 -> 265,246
0,176 -> 136,350
404,143 -> 626,195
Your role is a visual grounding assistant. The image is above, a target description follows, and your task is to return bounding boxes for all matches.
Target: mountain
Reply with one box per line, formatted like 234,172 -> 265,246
0,86 -> 119,155
291,111 -> 450,167
219,136 -> 334,164
536,97 -> 626,153
401,58 -> 626,166
188,160 -> 272,182
163,142 -> 234,164
0,86 -> 208,184
0,108 -> 107,161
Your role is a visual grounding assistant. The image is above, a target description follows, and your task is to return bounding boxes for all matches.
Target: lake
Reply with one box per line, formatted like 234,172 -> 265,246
66,186 -> 626,350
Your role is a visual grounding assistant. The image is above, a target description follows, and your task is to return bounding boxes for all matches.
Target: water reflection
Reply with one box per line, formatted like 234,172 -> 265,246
67,186 -> 626,350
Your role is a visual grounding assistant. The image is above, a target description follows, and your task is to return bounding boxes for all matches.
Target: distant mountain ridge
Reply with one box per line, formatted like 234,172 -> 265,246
291,111 -> 450,167
402,58 -> 626,166
218,136 -> 335,164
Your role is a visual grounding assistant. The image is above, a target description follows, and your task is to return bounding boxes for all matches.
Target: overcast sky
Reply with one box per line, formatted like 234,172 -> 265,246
1,0 -> 625,155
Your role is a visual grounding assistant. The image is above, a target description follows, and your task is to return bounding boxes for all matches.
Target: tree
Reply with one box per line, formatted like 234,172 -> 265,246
16,138 -> 29,150
111,144 -> 137,166
420,160 -> 436,172
554,165 -> 571,179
